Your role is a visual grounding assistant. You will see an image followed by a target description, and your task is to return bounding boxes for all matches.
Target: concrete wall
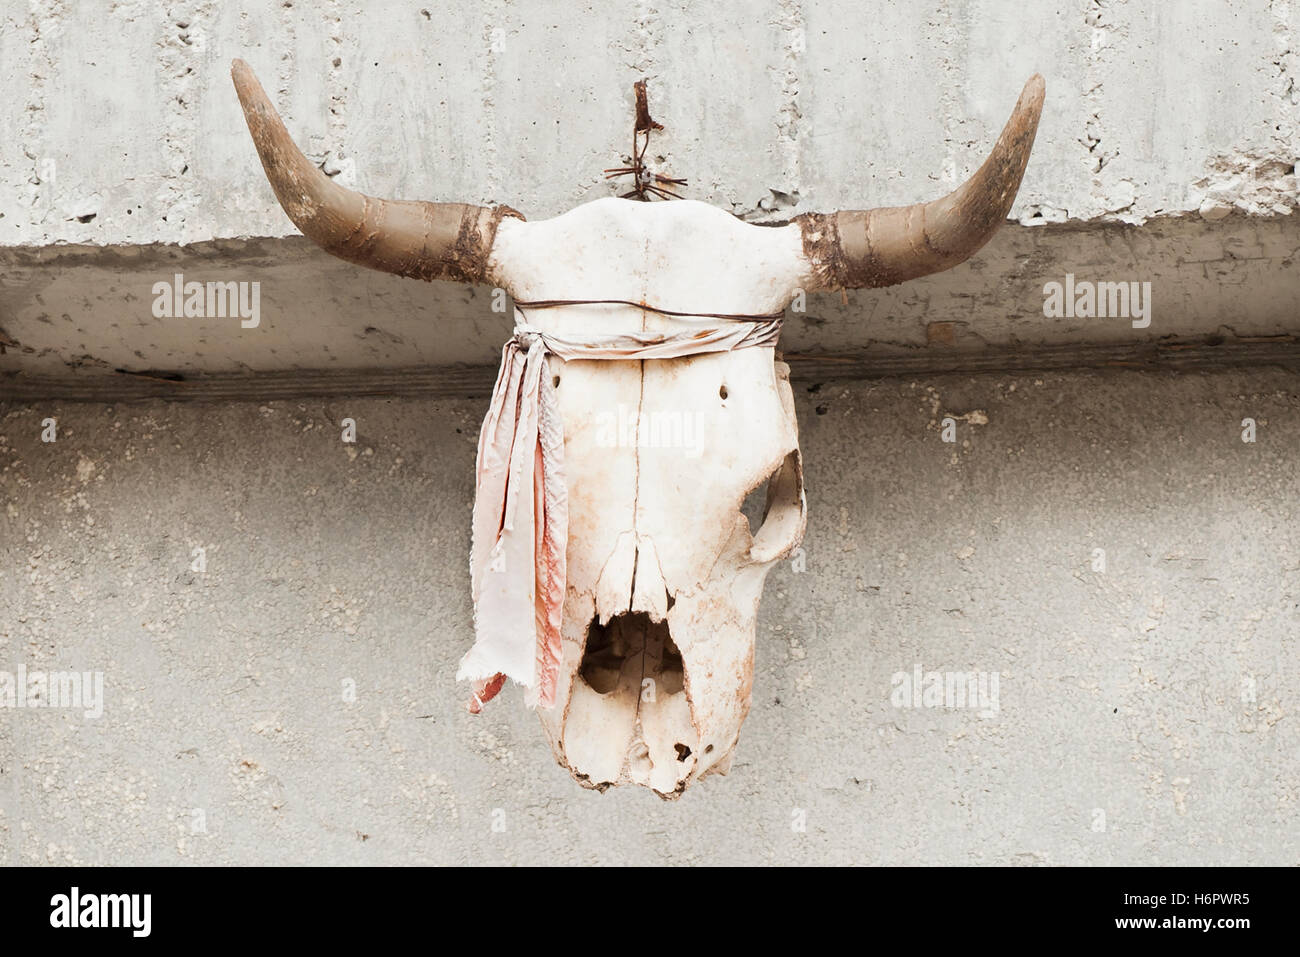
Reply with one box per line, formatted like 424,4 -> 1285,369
3,369 -> 1297,865
3,0 -> 1297,245
4,214 -> 1299,383
1,1 -> 1298,383
2,1 -> 1299,865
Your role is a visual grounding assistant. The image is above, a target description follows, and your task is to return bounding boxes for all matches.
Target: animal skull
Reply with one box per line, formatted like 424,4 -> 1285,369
232,60 -> 1043,797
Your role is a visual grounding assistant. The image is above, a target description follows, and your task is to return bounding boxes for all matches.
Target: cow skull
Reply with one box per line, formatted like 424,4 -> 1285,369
232,60 -> 1043,797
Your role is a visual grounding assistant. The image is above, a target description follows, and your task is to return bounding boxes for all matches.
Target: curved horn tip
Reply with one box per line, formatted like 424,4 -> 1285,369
1020,73 -> 1046,114
231,59 -> 267,108
797,72 -> 1046,291
229,55 -> 513,285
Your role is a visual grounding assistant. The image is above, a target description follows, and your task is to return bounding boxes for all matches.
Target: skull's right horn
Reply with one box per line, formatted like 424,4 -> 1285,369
231,58 -> 521,284
796,74 -> 1045,290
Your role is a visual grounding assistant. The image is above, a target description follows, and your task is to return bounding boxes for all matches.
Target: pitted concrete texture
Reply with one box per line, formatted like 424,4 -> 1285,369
3,213 -> 1299,380
2,367 -> 1296,865
2,0 -> 1296,249
4,0 -> 1298,383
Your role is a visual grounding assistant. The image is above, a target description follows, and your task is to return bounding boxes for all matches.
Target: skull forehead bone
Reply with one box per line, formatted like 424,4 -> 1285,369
231,60 -> 1044,797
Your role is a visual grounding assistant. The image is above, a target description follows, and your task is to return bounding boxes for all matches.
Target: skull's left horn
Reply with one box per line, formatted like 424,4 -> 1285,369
796,74 -> 1044,290
231,59 -> 520,284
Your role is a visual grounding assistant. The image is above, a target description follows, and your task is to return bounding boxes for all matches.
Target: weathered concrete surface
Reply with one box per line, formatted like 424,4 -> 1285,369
3,1 -> 1297,383
2,213 -> 1298,383
1,0 -> 1297,866
2,0 -> 1296,248
2,368 -> 1296,865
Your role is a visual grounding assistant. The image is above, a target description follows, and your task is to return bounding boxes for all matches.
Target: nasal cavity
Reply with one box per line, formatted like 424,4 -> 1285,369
579,612 -> 685,697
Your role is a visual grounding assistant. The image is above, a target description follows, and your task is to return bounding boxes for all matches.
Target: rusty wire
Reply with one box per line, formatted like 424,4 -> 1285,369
603,79 -> 687,201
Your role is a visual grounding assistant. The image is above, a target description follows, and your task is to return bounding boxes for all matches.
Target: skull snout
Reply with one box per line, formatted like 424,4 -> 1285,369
560,612 -> 705,798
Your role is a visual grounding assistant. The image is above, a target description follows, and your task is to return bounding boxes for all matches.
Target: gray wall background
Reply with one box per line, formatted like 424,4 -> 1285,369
1,0 -> 1298,380
3,0 -> 1296,242
3,369 -> 1297,865
1,0 -> 1298,865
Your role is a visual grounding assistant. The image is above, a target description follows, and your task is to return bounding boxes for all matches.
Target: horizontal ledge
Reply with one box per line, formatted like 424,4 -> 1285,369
1,336 -> 1298,403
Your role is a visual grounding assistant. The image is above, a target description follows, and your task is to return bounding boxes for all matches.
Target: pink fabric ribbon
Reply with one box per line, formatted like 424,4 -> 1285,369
458,316 -> 782,712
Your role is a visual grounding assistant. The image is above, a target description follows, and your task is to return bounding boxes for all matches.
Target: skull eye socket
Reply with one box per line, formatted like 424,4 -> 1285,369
740,474 -> 769,537
719,384 -> 728,400
744,449 -> 807,564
